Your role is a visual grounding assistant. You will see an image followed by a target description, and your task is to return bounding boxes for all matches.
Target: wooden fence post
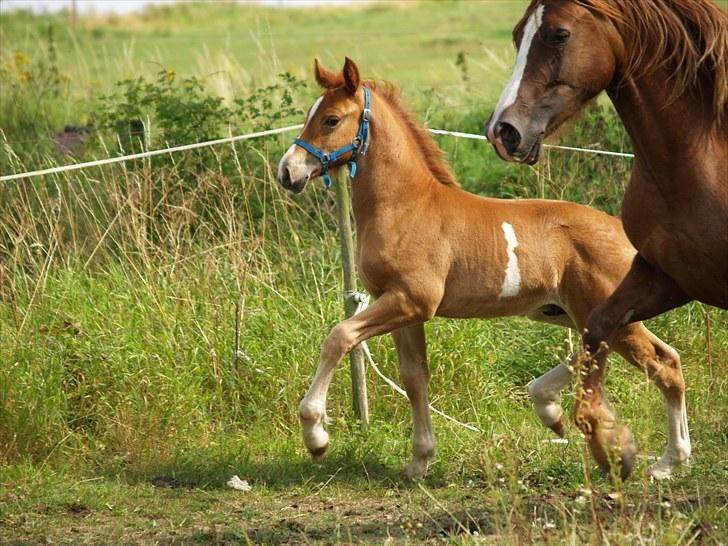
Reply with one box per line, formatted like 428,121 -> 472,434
333,171 -> 369,427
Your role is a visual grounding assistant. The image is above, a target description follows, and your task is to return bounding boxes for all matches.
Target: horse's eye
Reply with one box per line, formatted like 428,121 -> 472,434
324,116 -> 340,127
546,28 -> 571,46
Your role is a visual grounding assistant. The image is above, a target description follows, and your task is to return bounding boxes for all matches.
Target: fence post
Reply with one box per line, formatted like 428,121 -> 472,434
333,171 -> 369,427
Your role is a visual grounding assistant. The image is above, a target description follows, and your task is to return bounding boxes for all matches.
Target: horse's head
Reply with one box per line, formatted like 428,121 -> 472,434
485,0 -> 621,164
277,57 -> 368,193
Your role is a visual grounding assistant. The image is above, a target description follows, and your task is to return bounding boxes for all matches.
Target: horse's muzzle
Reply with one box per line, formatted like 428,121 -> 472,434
278,167 -> 310,194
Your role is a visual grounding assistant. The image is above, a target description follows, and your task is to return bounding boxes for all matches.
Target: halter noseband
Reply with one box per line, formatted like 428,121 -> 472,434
293,86 -> 371,189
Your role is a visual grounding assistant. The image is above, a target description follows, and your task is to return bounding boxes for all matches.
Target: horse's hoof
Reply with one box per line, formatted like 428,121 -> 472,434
647,455 -> 689,480
401,461 -> 428,481
589,423 -> 636,482
548,416 -> 566,437
309,443 -> 329,461
646,461 -> 673,480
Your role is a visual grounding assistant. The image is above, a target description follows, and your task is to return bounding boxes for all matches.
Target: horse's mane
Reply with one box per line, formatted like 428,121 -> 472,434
363,80 -> 459,187
522,0 -> 728,122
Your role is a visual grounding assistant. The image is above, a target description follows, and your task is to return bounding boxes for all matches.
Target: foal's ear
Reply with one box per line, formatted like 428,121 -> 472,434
314,58 -> 343,89
342,57 -> 360,94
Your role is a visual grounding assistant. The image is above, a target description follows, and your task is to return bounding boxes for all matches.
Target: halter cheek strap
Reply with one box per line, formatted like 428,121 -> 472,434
293,86 -> 371,189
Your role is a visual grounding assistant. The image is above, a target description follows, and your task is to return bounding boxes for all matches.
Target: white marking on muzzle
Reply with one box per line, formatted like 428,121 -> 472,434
499,222 -> 521,298
277,143 -> 298,181
487,4 -> 545,137
277,95 -> 324,181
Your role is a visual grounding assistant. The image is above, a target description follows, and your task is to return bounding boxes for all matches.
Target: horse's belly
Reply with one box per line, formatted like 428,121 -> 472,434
435,282 -> 553,319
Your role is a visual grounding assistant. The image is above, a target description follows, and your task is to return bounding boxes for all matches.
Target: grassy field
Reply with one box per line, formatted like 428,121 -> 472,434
1,1 -> 727,544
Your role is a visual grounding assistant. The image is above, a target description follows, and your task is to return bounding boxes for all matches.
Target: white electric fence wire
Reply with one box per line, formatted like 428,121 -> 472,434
0,124 -> 304,182
1,124 -> 634,182
427,128 -> 636,158
346,291 -> 483,433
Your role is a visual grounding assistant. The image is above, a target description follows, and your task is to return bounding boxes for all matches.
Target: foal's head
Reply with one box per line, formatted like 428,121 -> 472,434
277,57 -> 367,193
485,0 -> 620,164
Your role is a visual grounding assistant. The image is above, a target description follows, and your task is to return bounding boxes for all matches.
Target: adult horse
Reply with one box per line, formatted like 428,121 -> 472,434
485,0 -> 727,467
277,57 -> 689,481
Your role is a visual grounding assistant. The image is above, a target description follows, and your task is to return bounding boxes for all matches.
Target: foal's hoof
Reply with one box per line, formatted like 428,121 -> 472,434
308,443 -> 329,462
548,416 -> 566,438
646,454 -> 689,480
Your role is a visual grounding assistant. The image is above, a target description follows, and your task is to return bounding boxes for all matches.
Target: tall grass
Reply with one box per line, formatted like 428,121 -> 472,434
1,3 -> 726,544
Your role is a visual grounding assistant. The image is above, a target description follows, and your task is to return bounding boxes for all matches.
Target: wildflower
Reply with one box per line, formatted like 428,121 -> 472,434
14,51 -> 30,65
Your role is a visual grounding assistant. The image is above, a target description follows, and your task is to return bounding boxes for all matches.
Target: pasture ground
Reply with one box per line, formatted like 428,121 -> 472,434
2,1 -> 727,544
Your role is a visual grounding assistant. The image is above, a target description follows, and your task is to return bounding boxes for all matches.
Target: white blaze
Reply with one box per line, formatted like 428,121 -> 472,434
305,96 -> 324,128
277,95 -> 324,181
499,222 -> 521,298
488,4 -> 545,135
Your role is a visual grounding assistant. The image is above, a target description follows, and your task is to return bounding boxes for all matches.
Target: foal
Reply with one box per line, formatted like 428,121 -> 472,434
277,58 -> 689,481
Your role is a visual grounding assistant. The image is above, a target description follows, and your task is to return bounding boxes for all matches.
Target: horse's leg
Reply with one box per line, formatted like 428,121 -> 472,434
584,254 -> 690,354
299,291 -> 432,460
611,324 -> 690,479
575,254 -> 690,481
528,357 -> 574,437
572,347 -> 638,481
392,323 -> 434,479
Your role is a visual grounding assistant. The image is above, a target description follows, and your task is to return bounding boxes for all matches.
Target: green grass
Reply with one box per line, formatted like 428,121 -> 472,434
1,1 -> 727,544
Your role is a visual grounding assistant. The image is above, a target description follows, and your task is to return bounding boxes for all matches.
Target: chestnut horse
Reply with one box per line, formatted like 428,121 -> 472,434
485,0 -> 726,476
277,57 -> 689,481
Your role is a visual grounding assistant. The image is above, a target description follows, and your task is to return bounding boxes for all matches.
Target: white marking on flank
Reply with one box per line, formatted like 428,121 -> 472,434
499,222 -> 521,298
487,4 -> 545,136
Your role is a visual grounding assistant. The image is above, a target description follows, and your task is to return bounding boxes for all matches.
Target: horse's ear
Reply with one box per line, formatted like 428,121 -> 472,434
343,57 -> 360,94
314,58 -> 342,89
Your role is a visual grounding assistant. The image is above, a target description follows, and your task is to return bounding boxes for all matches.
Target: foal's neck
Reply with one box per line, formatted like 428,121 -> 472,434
348,92 -> 444,223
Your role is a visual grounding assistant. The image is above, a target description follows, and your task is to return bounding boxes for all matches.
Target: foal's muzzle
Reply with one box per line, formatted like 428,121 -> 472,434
278,167 -> 311,194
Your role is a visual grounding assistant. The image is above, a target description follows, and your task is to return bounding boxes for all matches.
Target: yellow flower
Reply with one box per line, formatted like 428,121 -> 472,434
14,52 -> 30,65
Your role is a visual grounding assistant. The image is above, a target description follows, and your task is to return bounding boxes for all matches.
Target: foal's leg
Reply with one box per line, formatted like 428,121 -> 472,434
611,324 -> 691,479
300,292 -> 431,460
528,357 -> 574,437
392,323 -> 434,479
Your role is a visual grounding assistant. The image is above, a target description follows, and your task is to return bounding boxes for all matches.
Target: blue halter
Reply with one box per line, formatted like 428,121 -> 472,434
293,86 -> 371,189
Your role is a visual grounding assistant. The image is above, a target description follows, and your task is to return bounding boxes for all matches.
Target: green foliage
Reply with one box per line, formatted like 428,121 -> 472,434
92,69 -> 306,153
1,3 -> 726,544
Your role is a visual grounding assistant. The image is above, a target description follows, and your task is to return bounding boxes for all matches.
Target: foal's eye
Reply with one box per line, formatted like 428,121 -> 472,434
546,28 -> 571,46
324,116 -> 340,127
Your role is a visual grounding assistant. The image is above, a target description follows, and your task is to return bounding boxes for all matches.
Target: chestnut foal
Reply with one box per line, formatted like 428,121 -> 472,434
278,58 -> 689,481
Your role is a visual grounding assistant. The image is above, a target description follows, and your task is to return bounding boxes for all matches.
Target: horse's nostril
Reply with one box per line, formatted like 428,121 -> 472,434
496,122 -> 522,155
280,166 -> 292,188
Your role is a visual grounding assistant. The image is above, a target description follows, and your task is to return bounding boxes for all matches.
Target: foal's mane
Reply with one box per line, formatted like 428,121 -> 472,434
522,0 -> 728,123
364,80 -> 459,187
